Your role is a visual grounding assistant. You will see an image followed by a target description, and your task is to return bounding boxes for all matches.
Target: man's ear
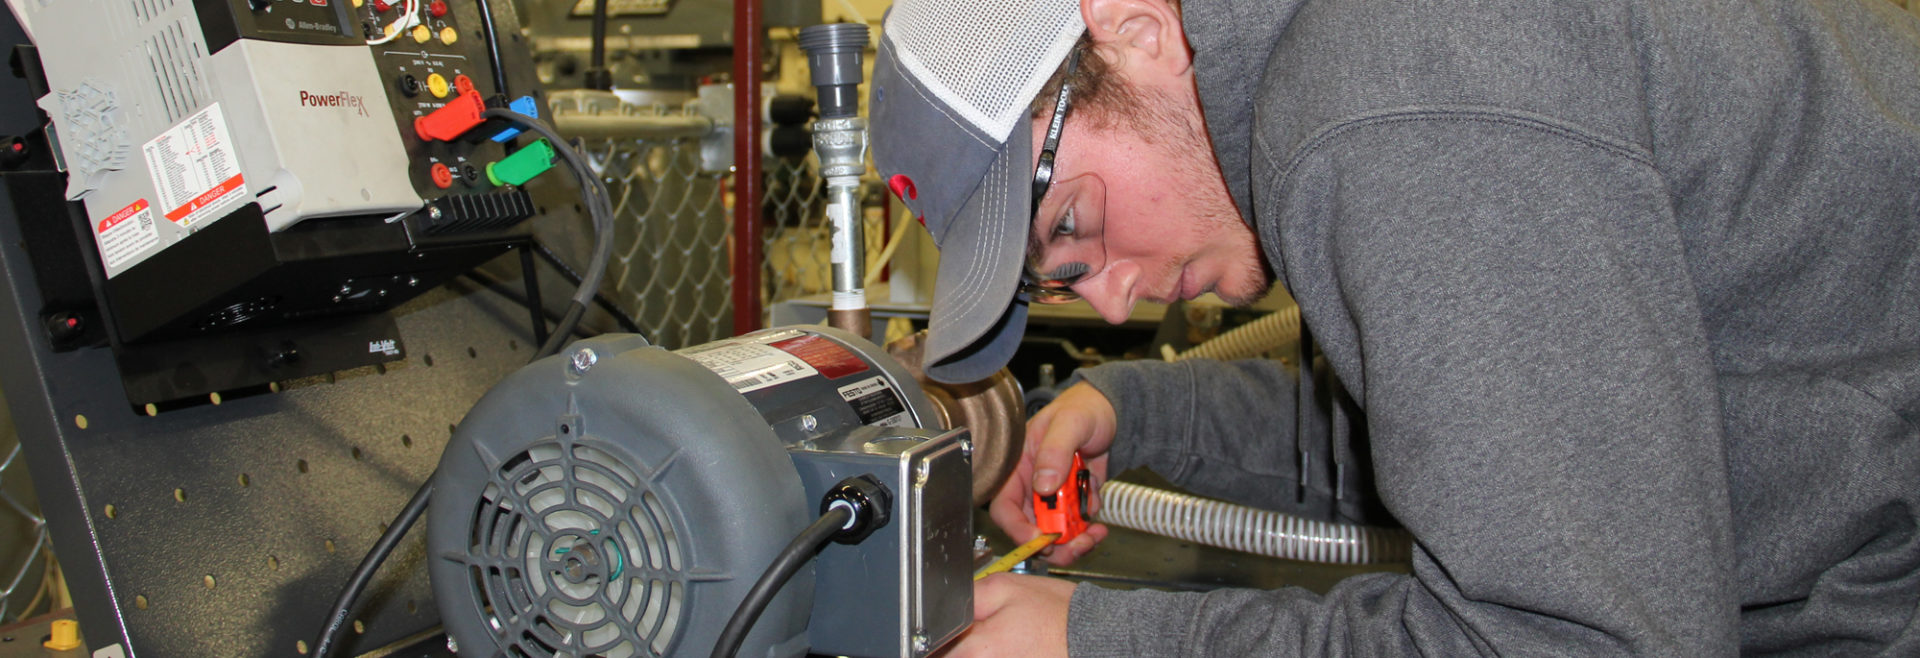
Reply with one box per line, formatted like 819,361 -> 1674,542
1082,0 -> 1190,76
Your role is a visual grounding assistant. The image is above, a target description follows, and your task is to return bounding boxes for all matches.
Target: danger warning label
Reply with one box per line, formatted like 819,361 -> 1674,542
96,199 -> 157,270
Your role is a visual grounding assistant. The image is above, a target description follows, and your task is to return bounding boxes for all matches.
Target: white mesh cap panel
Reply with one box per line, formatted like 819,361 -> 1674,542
885,0 -> 1085,142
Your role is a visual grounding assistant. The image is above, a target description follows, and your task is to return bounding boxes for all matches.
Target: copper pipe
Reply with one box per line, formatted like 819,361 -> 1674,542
827,308 -> 871,340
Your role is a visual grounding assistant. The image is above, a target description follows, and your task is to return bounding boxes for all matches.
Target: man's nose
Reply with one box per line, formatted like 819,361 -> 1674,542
1070,261 -> 1140,325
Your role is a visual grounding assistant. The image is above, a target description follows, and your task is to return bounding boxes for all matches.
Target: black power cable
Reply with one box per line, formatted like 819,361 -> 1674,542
313,109 -> 615,658
312,480 -> 433,658
529,239 -> 643,334
476,108 -> 617,359
540,302 -> 588,358
472,0 -> 509,97
710,506 -> 853,658
582,0 -> 613,91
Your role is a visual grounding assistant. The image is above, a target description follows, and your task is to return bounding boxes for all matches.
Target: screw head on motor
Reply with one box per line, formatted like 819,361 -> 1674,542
569,347 -> 598,374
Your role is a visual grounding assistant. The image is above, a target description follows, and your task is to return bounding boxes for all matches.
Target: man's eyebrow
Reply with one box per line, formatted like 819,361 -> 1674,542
1047,261 -> 1090,281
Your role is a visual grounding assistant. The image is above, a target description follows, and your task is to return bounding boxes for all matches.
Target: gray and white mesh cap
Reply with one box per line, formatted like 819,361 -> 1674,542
869,0 -> 1085,384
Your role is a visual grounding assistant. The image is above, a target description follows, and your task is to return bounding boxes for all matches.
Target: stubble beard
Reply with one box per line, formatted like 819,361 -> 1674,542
1144,88 -> 1273,307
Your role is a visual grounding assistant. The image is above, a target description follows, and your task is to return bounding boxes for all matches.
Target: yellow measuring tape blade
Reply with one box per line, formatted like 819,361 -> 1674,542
973,533 -> 1060,581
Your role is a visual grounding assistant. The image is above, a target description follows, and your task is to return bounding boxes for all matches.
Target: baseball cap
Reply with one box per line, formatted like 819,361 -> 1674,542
868,0 -> 1085,384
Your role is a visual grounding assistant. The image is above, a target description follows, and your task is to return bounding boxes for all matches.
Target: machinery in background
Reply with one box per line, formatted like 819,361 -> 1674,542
3,0 -> 581,405
516,0 -> 817,92
423,24 -> 983,658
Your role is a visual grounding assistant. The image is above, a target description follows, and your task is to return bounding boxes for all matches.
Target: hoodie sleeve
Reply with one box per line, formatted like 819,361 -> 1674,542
1063,114 -> 1739,656
1071,357 -> 1313,512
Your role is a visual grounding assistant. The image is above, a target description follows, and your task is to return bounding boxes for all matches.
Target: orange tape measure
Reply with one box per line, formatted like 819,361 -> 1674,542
1032,453 -> 1091,544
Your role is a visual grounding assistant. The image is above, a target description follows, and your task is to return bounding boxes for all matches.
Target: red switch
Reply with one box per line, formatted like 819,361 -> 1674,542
429,162 -> 454,189
371,0 -> 390,10
414,87 -> 486,141
427,0 -> 447,16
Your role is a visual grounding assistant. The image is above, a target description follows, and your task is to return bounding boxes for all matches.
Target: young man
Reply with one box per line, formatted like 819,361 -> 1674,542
867,0 -> 1920,654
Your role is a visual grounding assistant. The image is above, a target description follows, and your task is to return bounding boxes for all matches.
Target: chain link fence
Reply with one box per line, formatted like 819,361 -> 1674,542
542,78 -> 902,343
760,156 -> 827,309
759,154 -> 892,321
0,389 -> 54,624
548,93 -> 737,350
581,136 -> 734,349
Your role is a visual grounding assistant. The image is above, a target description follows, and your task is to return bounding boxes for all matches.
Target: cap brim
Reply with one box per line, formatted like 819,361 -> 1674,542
923,114 -> 1033,384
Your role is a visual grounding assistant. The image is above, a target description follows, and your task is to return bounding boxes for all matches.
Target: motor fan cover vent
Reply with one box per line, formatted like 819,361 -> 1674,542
429,336 -> 813,658
466,440 -> 687,658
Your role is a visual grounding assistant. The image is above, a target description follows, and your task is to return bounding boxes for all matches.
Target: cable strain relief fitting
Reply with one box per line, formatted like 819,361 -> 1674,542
820,474 -> 891,544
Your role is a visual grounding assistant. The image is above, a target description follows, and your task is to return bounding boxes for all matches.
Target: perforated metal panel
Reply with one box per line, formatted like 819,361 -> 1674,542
0,175 -> 554,656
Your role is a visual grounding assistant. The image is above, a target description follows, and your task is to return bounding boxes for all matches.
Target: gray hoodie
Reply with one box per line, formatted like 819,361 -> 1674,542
1066,0 -> 1920,654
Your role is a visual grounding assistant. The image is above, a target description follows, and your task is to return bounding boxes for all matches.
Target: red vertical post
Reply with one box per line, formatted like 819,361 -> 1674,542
730,0 -> 764,336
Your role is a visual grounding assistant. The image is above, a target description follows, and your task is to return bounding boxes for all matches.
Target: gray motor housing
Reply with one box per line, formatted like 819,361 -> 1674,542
427,327 -> 973,657
427,334 -> 813,658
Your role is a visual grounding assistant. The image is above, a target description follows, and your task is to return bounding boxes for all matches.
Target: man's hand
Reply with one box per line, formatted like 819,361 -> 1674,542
990,382 -> 1115,565
945,574 -> 1075,657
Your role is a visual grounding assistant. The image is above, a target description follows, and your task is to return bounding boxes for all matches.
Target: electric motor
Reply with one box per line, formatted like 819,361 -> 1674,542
426,326 -> 973,658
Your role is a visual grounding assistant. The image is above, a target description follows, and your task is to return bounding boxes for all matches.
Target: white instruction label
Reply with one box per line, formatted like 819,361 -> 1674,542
95,198 -> 157,270
678,339 -> 819,393
837,376 -> 912,428
142,103 -> 247,229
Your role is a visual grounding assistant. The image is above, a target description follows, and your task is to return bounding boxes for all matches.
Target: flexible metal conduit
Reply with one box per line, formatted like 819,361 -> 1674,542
1098,480 -> 1411,564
